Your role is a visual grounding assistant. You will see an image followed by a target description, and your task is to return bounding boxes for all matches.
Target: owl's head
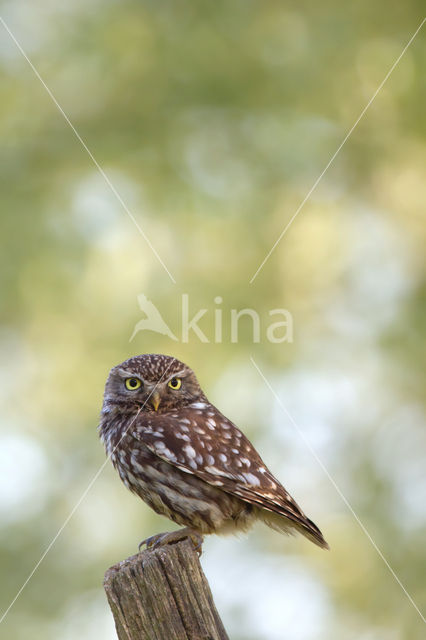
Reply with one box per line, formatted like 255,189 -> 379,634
102,354 -> 205,414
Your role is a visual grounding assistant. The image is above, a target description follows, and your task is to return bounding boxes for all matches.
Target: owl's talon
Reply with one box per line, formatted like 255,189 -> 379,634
188,531 -> 204,554
138,529 -> 204,555
138,533 -> 162,551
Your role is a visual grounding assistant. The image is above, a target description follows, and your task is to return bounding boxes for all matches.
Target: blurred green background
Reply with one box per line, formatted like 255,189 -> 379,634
1,1 -> 425,639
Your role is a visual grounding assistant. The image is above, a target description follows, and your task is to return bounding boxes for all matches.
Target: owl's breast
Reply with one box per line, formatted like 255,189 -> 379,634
99,410 -> 135,457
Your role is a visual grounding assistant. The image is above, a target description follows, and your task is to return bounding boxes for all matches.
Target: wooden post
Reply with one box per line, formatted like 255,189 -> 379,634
103,538 -> 230,640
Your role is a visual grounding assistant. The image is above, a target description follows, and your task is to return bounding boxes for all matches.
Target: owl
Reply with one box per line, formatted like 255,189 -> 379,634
99,354 -> 328,551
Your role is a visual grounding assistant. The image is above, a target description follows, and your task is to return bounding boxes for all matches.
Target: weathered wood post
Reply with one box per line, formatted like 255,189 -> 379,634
104,539 -> 230,640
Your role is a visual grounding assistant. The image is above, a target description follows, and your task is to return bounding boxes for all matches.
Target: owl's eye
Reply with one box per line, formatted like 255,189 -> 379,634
168,377 -> 181,390
125,377 -> 142,391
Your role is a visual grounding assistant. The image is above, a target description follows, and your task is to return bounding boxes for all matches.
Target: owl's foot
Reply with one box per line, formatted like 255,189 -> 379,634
138,528 -> 204,555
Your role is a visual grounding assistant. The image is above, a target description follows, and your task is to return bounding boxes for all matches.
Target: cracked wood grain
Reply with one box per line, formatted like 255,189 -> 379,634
104,539 -> 230,640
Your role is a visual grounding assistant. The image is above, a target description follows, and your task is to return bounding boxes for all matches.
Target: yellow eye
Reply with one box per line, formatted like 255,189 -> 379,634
125,377 -> 142,391
168,377 -> 181,390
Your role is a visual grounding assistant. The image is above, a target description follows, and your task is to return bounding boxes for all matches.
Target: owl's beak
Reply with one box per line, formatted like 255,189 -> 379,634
150,391 -> 161,412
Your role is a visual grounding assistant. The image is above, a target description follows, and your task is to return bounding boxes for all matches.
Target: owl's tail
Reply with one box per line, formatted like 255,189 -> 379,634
258,507 -> 329,550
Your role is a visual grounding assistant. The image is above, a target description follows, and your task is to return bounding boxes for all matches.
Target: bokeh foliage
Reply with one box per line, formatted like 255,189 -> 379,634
0,1 -> 425,638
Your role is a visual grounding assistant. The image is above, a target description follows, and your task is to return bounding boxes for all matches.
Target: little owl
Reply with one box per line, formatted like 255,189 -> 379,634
99,354 -> 328,551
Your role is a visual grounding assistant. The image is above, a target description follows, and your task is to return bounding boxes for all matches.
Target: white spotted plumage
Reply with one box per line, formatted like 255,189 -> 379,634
99,354 -> 329,549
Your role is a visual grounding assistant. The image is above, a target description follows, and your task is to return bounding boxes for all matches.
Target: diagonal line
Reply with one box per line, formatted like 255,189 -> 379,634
250,356 -> 426,624
0,16 -> 176,285
249,17 -> 426,284
0,364 -> 174,624
0,444 -> 125,625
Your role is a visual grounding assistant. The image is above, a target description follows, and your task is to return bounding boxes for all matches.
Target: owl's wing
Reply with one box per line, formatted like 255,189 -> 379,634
131,406 -> 328,548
